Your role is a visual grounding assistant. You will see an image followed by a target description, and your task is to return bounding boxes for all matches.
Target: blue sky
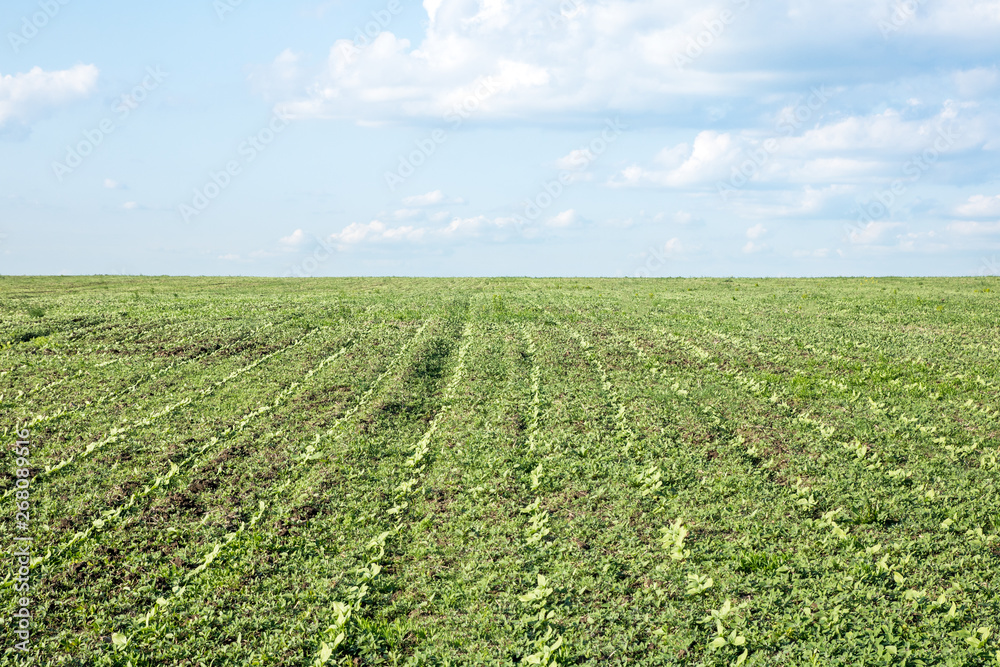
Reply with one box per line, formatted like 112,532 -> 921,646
1,0 -> 999,277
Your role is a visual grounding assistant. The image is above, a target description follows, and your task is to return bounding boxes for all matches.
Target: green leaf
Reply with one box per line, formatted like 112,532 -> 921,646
111,632 -> 128,649
317,642 -> 333,664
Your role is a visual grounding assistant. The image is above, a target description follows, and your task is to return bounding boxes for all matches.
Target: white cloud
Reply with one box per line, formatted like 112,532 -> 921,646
392,208 -> 421,220
955,194 -> 1000,218
777,105 -> 979,162
0,64 -> 99,127
848,221 -> 903,245
104,178 -> 123,189
611,101 -> 986,196
662,237 -> 684,255
402,189 -> 449,206
325,206 -> 582,248
792,248 -> 830,258
546,209 -> 578,227
267,1 -> 1000,124
249,48 -> 305,101
424,0 -> 445,25
280,229 -> 308,247
947,220 -> 1000,235
329,220 -> 426,245
611,131 -> 740,187
953,67 -> 999,98
742,241 -> 768,254
122,201 -> 138,210
746,223 -> 767,239
554,148 -> 595,171
440,215 -> 489,237
260,3 -> 763,121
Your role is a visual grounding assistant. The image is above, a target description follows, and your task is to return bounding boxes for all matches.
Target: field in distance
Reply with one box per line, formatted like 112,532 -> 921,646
1,276 -> 999,666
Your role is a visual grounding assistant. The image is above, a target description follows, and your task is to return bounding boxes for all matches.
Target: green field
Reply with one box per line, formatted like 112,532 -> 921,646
3,276 -> 1000,666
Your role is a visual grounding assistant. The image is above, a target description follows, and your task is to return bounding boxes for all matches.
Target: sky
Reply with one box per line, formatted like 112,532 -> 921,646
1,0 -> 999,277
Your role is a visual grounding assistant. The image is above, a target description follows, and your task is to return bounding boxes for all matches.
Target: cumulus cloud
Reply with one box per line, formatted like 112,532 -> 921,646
611,131 -> 741,188
611,101 -> 985,194
331,214 -> 524,246
324,203 -> 588,248
329,220 -> 426,245
264,1 -> 1000,124
954,194 -> 1000,218
746,223 -> 767,239
279,229 -> 308,247
0,64 -> 99,127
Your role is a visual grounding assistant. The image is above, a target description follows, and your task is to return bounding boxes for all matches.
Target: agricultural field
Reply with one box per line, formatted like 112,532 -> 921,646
2,275 -> 1000,666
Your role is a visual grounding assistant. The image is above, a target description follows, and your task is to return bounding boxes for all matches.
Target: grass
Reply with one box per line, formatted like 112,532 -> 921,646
1,275 -> 999,666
